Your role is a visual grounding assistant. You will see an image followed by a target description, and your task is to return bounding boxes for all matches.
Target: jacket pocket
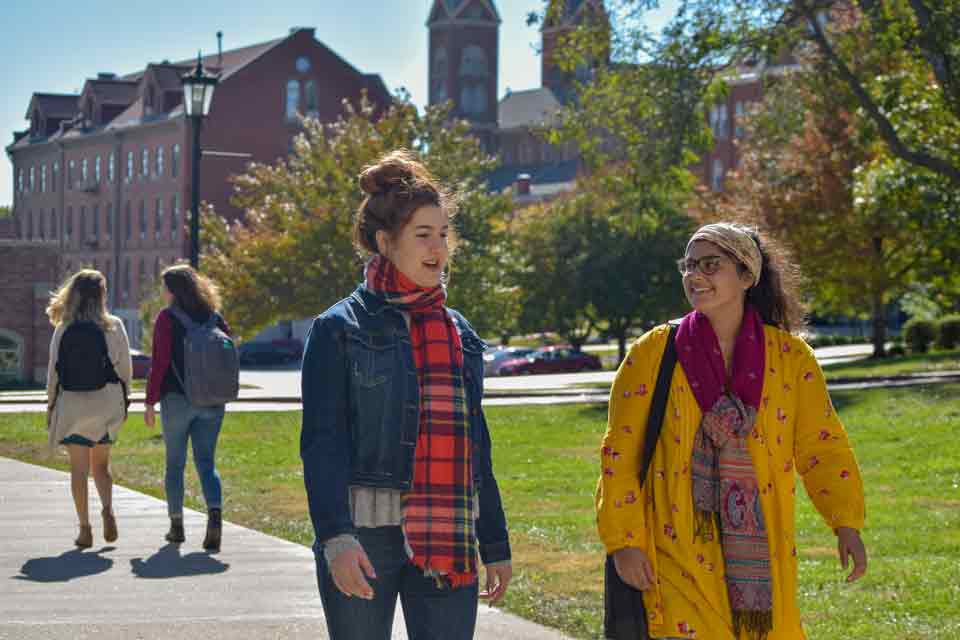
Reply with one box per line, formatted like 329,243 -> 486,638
344,330 -> 397,475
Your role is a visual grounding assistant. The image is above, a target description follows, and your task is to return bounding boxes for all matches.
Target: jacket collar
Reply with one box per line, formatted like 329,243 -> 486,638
350,285 -> 392,316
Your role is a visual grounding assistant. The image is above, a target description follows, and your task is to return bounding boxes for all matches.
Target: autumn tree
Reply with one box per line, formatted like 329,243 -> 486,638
201,96 -> 515,340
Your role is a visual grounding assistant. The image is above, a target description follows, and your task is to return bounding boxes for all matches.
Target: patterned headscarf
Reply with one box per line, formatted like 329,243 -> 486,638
687,223 -> 763,287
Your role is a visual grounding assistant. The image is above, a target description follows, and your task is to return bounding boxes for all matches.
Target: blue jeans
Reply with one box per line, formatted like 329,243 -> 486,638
316,526 -> 479,640
160,392 -> 225,517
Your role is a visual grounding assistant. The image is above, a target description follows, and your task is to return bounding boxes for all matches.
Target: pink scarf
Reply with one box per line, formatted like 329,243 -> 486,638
676,306 -> 772,639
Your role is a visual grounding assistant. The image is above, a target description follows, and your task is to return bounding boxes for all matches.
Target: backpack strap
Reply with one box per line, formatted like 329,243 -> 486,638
166,305 -> 198,331
638,322 -> 680,488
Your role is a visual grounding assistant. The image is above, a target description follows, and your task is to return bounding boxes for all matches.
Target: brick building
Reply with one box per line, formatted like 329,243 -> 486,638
0,242 -> 59,385
6,27 -> 391,344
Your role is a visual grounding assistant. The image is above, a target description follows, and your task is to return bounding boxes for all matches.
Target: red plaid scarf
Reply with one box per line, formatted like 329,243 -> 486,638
677,306 -> 772,640
364,255 -> 477,587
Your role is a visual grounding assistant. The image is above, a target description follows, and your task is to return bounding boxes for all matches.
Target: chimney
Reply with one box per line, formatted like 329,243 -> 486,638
97,72 -> 117,80
217,31 -> 223,67
515,173 -> 532,196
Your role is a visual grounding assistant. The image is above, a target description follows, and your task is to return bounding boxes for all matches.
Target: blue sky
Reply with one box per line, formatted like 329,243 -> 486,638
2,0 -> 678,207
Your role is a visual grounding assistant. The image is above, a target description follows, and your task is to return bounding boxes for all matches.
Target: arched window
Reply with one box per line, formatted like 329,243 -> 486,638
285,80 -> 301,121
155,198 -> 164,241
460,46 -> 488,77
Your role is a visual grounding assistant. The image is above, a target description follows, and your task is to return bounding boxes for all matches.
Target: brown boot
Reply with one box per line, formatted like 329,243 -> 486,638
202,508 -> 222,552
75,524 -> 93,548
102,509 -> 118,543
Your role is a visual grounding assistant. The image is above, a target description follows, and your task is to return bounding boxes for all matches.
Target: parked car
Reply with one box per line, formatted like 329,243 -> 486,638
483,347 -> 535,376
130,349 -> 152,379
238,341 -> 300,366
497,345 -> 602,376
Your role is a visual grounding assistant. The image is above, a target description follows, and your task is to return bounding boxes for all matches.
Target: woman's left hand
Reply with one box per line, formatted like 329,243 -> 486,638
480,561 -> 512,605
836,527 -> 867,582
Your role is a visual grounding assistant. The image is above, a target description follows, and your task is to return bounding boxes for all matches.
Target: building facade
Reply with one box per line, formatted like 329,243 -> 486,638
7,28 -> 391,345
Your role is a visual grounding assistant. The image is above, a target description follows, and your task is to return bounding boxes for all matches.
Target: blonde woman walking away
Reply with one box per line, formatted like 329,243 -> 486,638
46,269 -> 132,548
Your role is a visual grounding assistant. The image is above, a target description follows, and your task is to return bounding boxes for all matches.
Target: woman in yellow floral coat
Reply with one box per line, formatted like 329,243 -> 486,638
597,223 -> 867,640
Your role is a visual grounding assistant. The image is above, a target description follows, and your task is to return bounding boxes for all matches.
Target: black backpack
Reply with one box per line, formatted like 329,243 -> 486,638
56,321 -> 122,392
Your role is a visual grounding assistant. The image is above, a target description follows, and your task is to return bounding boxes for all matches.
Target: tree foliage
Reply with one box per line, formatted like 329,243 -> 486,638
201,96 -> 515,340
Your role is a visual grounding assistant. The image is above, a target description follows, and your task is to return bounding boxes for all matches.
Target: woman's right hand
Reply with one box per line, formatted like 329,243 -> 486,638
613,547 -> 655,591
330,545 -> 377,600
144,405 -> 156,428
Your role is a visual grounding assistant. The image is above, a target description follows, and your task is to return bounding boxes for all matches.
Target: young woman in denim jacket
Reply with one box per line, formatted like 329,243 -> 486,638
300,150 -> 511,640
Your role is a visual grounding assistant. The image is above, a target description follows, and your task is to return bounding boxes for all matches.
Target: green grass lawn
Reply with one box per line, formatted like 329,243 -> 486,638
1,384 -> 958,639
822,349 -> 960,379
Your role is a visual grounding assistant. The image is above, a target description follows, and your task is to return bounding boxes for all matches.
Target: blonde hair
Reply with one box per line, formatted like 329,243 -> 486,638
46,269 -> 112,329
161,264 -> 222,316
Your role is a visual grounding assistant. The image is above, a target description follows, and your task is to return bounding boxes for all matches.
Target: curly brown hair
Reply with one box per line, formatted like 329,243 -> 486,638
352,149 -> 455,256
733,228 -> 807,334
161,264 -> 222,317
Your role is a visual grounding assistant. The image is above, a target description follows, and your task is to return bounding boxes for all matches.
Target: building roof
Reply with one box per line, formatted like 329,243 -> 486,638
498,87 -> 563,130
428,0 -> 501,24
24,93 -> 79,119
82,78 -> 140,106
486,158 -> 579,193
122,36 -> 284,85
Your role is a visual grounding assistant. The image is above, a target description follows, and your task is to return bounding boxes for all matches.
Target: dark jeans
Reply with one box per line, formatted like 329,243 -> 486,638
316,526 -> 479,640
159,392 -> 225,517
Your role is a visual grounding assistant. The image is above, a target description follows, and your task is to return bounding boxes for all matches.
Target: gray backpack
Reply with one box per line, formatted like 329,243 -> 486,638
168,306 -> 240,407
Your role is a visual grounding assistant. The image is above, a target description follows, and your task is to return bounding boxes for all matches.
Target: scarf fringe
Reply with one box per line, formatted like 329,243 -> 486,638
693,508 -> 717,543
732,610 -> 773,640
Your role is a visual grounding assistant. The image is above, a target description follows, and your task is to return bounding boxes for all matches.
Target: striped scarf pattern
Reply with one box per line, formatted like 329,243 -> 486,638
678,307 -> 772,640
364,255 -> 477,587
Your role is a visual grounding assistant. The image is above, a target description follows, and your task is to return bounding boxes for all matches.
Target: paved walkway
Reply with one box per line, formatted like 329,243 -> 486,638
0,457 -> 569,640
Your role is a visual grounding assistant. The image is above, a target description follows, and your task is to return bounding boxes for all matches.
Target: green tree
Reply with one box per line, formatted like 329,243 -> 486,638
202,95 -> 515,340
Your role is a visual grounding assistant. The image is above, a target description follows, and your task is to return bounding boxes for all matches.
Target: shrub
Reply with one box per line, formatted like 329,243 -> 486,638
936,315 -> 960,350
903,318 -> 938,353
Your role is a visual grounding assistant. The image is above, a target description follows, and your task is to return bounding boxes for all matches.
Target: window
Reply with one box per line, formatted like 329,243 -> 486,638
95,156 -> 102,183
26,211 -> 33,240
461,84 -> 488,115
66,207 -> 73,242
155,198 -> 163,241
17,169 -> 23,193
41,165 -> 47,192
81,158 -> 88,182
38,210 -> 44,240
138,257 -> 146,289
125,203 -> 132,243
154,257 -> 161,281
172,144 -> 180,178
106,204 -> 113,241
711,158 -> 725,192
304,80 -> 318,117
735,101 -> 746,138
127,151 -> 134,181
170,194 -> 180,241
68,160 -> 75,189
108,153 -> 115,182
53,162 -> 59,192
104,259 -> 112,287
139,201 -> 147,240
141,149 -> 149,178
286,80 -> 301,120
29,166 -> 35,192
156,146 -> 164,177
123,258 -> 131,300
79,206 -> 87,242
460,46 -> 489,77
710,104 -> 729,140
51,209 -> 57,240
92,205 -> 100,241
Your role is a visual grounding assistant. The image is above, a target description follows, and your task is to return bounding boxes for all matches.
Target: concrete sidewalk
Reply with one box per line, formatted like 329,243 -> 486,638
0,457 -> 569,640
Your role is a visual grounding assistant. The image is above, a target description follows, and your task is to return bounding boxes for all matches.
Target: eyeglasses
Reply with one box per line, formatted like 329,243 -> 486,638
677,255 -> 725,276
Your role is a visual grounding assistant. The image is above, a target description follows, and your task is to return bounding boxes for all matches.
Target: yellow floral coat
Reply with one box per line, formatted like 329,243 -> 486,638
596,324 -> 865,640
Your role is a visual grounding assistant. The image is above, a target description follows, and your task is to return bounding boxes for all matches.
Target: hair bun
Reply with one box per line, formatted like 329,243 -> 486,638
358,151 -> 418,195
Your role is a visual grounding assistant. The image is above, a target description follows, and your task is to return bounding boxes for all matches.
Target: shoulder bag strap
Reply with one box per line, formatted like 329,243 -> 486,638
638,323 -> 679,488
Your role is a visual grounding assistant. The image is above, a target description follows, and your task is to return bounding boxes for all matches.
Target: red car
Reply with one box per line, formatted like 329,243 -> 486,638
130,349 -> 152,379
497,345 -> 602,375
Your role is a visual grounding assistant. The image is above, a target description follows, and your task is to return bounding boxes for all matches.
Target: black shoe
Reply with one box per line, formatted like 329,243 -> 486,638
165,518 -> 185,544
202,508 -> 222,552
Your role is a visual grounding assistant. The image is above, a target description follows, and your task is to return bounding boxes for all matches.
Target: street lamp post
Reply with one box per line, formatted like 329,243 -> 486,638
180,53 -> 219,269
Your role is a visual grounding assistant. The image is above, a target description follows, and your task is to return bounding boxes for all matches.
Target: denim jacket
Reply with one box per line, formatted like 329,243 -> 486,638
300,285 -> 511,565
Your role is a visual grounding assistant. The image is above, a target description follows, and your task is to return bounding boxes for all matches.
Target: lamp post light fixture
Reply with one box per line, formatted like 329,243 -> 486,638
180,52 -> 219,269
